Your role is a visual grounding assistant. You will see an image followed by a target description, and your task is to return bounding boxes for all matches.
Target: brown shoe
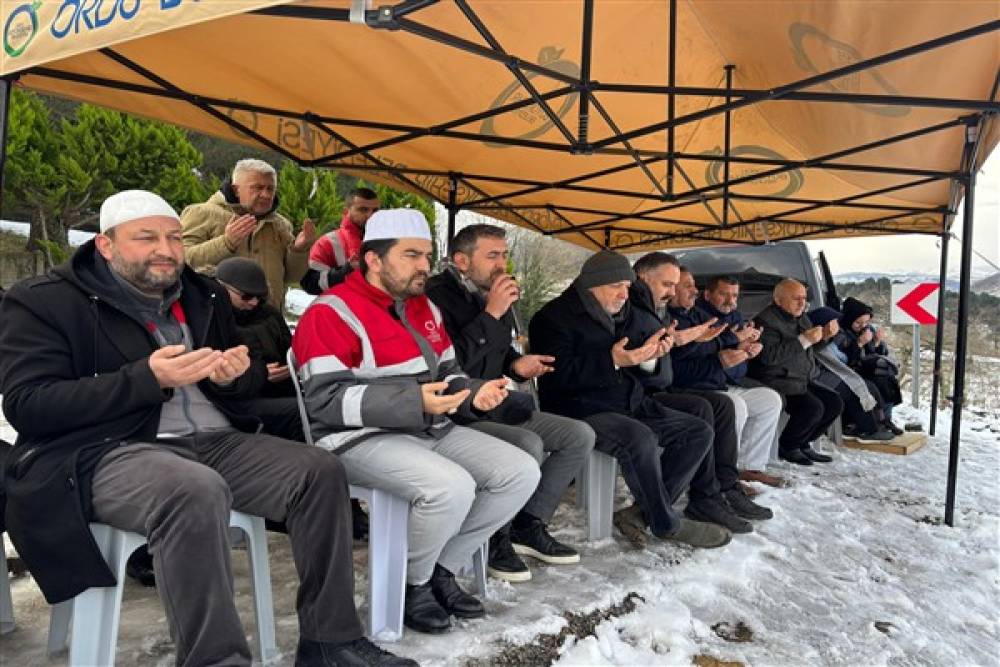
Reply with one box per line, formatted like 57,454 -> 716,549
612,504 -> 648,549
739,469 -> 787,488
739,481 -> 761,497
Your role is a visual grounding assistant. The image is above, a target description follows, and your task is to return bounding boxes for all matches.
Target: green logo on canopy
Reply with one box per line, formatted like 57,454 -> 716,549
789,22 -> 910,117
4,1 -> 41,58
703,145 -> 804,198
481,46 -> 580,148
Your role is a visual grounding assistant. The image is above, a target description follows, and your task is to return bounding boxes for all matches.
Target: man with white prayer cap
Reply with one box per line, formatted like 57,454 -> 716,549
292,209 -> 540,635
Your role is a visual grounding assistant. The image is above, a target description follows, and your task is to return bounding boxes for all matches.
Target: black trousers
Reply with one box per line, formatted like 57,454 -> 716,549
653,389 -> 740,491
835,379 -> 888,434
584,398 -> 716,538
779,384 -> 844,453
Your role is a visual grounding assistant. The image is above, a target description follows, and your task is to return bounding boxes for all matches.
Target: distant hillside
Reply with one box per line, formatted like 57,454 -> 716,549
835,269 -> 997,294
972,272 -> 1000,297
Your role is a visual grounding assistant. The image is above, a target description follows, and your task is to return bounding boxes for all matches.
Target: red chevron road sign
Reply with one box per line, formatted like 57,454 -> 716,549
890,282 -> 940,325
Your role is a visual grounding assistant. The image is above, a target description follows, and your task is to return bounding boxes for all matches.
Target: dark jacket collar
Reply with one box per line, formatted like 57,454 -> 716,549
696,296 -> 739,321
571,278 -> 625,335
628,280 -> 659,318
220,177 -> 280,219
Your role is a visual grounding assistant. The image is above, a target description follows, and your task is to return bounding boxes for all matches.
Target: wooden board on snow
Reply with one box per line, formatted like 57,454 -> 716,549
841,431 -> 927,455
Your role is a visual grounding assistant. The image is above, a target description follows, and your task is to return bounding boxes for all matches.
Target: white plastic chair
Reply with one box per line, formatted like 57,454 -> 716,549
0,552 -> 14,635
287,350 -> 488,638
575,450 -> 619,540
288,350 -> 410,640
47,510 -> 276,666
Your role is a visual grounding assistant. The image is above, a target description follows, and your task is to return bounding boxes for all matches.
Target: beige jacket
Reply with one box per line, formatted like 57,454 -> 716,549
180,192 -> 309,311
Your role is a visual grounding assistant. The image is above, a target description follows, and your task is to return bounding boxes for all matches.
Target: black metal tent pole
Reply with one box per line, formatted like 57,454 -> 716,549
666,0 -> 677,198
0,77 -> 12,196
446,174 -> 459,255
929,230 -> 950,436
578,0 -> 594,145
944,120 -> 979,527
722,65 -> 735,226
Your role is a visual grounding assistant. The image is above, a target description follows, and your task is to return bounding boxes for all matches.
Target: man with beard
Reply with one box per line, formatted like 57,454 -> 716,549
695,275 -> 787,486
530,251 -> 734,550
0,191 -> 415,667
668,270 -> 785,489
301,187 -> 381,294
629,255 -> 772,528
425,223 -> 594,583
292,209 -> 540,634
748,279 -> 844,465
181,159 -> 316,311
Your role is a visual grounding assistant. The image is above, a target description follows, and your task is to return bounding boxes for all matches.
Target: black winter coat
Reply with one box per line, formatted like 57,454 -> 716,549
625,281 -> 673,392
747,303 -> 817,395
529,285 -> 644,419
0,242 -> 265,603
425,269 -> 524,382
233,303 -> 294,397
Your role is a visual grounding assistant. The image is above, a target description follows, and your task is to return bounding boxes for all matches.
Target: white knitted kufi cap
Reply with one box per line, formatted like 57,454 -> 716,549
100,190 -> 179,233
362,208 -> 432,242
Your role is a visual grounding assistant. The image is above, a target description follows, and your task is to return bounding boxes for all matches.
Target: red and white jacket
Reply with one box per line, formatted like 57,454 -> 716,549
301,213 -> 363,294
291,270 -> 485,451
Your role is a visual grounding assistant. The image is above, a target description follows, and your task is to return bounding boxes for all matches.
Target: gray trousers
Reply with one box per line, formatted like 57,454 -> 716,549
91,432 -> 363,667
336,425 -> 540,585
467,411 -> 595,522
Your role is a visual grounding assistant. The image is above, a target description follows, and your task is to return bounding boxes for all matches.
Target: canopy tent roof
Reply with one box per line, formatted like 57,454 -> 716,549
2,0 -> 998,252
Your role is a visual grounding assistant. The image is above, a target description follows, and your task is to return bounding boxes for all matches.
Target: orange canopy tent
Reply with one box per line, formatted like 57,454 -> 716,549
0,0 -> 998,524
1,0 -> 997,252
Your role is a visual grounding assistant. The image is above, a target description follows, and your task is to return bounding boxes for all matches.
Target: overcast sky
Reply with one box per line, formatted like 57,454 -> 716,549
806,150 -> 999,277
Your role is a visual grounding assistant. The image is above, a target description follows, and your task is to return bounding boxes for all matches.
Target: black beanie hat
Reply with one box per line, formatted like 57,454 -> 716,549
216,257 -> 269,298
577,250 -> 636,289
840,296 -> 873,326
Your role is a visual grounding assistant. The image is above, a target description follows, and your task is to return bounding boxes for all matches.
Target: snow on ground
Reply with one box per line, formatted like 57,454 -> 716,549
2,401 -> 997,666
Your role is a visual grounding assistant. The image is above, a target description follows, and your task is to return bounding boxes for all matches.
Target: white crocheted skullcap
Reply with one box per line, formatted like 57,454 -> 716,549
100,190 -> 179,233
362,208 -> 432,242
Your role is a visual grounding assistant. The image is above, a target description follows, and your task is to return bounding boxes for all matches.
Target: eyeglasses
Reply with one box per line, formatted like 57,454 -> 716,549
222,282 -> 264,304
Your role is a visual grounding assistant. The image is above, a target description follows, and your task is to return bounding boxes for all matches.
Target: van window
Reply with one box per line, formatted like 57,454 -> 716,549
673,244 -> 810,283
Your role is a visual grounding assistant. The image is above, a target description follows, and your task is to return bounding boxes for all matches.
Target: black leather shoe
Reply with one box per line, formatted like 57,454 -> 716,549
430,563 -> 485,619
487,525 -> 531,582
684,495 -> 752,534
723,486 -> 773,520
125,545 -> 156,588
510,516 -> 580,564
801,446 -> 833,463
403,582 -> 451,634
295,637 -> 419,666
779,448 -> 813,466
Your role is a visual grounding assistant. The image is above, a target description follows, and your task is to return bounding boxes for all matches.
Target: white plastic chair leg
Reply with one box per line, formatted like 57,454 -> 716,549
67,524 -> 144,666
0,562 -> 14,635
470,542 -> 488,597
365,488 -> 408,641
575,460 -> 589,511
47,600 -> 71,655
229,511 -> 278,662
586,451 -> 617,541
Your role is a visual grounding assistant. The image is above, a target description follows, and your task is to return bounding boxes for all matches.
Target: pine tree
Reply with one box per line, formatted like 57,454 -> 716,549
276,163 -> 342,233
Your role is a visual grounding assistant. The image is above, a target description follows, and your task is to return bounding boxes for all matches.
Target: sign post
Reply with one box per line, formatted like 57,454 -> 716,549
890,282 -> 941,409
